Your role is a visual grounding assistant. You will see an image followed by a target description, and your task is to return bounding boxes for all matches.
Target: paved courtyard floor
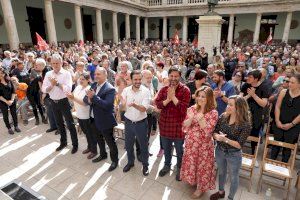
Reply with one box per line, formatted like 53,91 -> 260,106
0,117 -> 299,200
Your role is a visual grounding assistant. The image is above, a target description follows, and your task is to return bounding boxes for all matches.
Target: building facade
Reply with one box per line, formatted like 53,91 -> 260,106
0,0 -> 300,49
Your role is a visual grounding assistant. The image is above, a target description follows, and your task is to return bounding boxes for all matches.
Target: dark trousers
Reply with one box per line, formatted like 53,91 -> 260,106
51,98 -> 78,147
271,126 -> 299,163
0,101 -> 18,129
78,119 -> 97,154
125,118 -> 149,167
28,93 -> 44,120
161,136 -> 184,169
136,113 -> 153,155
90,119 -> 118,162
44,97 -> 57,129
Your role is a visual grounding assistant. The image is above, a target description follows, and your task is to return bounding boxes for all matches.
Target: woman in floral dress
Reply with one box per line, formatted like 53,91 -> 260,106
181,86 -> 218,198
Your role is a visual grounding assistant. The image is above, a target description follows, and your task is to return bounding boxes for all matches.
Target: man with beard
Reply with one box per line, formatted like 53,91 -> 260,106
212,70 -> 236,116
121,70 -> 151,176
155,66 -> 190,181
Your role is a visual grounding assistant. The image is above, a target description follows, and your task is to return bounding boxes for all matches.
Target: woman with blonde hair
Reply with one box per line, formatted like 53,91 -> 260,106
210,95 -> 251,200
181,86 -> 219,198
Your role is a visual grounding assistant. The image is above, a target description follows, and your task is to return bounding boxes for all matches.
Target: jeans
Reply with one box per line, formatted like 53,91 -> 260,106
44,97 -> 57,129
161,136 -> 184,169
125,118 -> 149,167
215,145 -> 242,200
17,98 -> 29,121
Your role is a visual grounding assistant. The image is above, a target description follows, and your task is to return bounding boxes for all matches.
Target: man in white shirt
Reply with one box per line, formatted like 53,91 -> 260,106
42,54 -> 78,154
2,51 -> 12,71
121,70 -> 151,176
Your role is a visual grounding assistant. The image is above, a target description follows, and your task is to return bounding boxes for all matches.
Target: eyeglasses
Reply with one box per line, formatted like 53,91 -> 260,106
283,79 -> 290,83
287,97 -> 293,107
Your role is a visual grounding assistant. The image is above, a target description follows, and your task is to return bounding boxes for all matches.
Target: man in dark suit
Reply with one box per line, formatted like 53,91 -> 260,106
83,67 -> 118,172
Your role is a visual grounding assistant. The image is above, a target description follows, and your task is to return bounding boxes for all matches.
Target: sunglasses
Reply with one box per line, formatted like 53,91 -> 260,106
283,79 -> 290,83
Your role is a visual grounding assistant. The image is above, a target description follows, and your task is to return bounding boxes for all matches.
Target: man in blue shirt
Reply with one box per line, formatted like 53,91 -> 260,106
87,57 -> 100,81
211,70 -> 236,115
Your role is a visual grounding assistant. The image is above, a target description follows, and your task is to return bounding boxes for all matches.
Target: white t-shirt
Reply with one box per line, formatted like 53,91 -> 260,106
73,85 -> 91,120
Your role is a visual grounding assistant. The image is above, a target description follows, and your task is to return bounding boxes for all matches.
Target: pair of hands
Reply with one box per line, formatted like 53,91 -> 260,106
187,111 -> 204,121
167,87 -> 176,101
6,100 -> 14,106
276,121 -> 293,131
214,132 -> 228,142
49,77 -> 58,87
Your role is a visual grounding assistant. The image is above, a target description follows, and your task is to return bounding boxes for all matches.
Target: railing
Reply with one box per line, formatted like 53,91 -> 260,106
146,0 -> 278,6
167,0 -> 183,4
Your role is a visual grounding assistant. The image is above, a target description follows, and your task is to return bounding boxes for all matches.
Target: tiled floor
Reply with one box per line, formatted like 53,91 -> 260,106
0,118 -> 299,200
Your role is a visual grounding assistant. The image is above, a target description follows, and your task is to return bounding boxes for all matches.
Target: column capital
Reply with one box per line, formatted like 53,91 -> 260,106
95,8 -> 102,11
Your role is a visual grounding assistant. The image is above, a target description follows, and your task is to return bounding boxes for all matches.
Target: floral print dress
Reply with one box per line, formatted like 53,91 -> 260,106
180,106 -> 218,192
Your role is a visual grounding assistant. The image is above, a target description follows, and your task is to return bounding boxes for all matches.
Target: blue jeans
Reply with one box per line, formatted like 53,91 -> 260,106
44,97 -> 57,129
161,137 -> 184,169
125,118 -> 149,167
215,145 -> 242,200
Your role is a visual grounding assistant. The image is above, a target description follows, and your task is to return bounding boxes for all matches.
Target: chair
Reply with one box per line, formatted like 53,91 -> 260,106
240,136 -> 260,192
257,136 -> 297,199
113,122 -> 125,140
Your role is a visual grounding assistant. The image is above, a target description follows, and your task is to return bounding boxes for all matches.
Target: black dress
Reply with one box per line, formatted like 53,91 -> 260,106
271,89 -> 300,162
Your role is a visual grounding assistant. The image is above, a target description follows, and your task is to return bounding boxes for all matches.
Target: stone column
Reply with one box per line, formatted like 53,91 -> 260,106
125,13 -> 130,40
196,15 -> 224,63
112,12 -> 118,44
44,0 -> 57,45
95,9 -> 103,44
282,12 -> 293,43
163,16 -> 167,41
182,16 -> 188,43
227,14 -> 234,49
253,13 -> 262,44
74,4 -> 83,41
136,16 -> 140,43
144,17 -> 148,40
0,0 -> 19,50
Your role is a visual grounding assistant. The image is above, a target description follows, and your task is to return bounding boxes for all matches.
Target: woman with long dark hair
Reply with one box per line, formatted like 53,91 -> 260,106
210,95 -> 251,200
0,67 -> 21,134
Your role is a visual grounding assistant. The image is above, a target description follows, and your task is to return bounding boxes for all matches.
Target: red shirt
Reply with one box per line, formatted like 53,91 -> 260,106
155,83 -> 190,140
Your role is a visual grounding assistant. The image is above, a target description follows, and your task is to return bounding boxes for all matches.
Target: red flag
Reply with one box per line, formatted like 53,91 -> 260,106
173,29 -> 180,45
79,40 -> 84,47
192,35 -> 198,48
266,28 -> 273,45
35,32 -> 49,51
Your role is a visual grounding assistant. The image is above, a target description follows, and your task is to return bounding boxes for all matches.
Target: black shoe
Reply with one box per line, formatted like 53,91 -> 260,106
71,146 -> 78,154
14,127 -> 21,132
108,161 -> 118,172
56,144 -> 67,151
46,128 -> 57,133
159,166 -> 170,177
92,155 -> 107,163
8,129 -> 14,135
123,163 -> 134,173
142,166 -> 149,176
35,119 -> 40,125
42,117 -> 48,124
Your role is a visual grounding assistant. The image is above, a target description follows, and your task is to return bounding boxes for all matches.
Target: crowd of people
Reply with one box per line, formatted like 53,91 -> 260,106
0,39 -> 300,200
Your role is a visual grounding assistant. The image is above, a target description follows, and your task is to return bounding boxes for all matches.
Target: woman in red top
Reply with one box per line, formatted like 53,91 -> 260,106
181,86 -> 218,198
